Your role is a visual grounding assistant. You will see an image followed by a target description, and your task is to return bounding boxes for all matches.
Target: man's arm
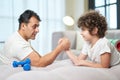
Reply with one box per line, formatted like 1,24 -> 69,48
25,38 -> 70,67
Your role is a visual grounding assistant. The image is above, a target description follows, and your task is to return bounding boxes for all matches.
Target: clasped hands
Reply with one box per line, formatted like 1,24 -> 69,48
58,37 -> 70,51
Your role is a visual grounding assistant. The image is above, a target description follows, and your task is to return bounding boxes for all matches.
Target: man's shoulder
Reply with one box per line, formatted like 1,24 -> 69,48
5,31 -> 28,45
7,31 -> 18,39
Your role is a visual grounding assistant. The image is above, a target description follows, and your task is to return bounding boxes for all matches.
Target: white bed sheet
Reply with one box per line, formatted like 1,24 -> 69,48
0,59 -> 120,80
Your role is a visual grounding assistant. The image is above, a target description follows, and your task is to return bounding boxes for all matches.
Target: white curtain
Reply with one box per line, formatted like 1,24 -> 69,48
0,0 -> 66,55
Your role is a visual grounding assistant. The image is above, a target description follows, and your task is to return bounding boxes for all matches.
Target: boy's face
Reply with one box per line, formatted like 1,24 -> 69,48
80,27 -> 95,42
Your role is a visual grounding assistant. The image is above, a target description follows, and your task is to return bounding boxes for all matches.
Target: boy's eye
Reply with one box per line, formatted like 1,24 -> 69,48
81,28 -> 85,31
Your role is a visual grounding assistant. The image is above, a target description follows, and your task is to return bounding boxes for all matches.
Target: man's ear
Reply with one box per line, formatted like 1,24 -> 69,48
21,23 -> 26,30
92,27 -> 98,35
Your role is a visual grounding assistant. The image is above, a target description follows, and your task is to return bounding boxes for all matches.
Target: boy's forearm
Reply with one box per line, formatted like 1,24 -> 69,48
66,50 -> 79,64
76,60 -> 106,68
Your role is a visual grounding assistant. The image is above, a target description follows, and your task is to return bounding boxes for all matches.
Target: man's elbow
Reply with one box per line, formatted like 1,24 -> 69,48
31,59 -> 52,67
102,65 -> 110,68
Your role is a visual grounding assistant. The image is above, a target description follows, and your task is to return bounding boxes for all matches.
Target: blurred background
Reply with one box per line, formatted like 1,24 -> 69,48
0,0 -> 119,55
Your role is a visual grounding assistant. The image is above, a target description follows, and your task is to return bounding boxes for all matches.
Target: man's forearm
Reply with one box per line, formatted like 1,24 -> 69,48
36,44 -> 63,67
36,38 -> 70,67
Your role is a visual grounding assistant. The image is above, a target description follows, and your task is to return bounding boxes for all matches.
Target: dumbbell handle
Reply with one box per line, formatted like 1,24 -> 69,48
20,58 -> 31,66
12,58 -> 31,67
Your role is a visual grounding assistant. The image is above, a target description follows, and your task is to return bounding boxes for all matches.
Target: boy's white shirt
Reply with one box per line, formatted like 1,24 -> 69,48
81,37 -> 120,66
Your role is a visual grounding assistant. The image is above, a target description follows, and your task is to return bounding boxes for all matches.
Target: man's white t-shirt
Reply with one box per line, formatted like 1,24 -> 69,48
0,32 -> 33,64
81,37 -> 120,66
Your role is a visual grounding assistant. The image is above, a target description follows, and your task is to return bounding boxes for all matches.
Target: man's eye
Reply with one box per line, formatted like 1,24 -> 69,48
32,24 -> 39,29
32,26 -> 36,29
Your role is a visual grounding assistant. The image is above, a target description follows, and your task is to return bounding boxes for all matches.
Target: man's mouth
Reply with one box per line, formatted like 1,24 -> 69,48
32,34 -> 36,37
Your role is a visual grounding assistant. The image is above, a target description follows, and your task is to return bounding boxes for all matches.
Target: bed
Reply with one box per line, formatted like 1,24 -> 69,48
0,59 -> 120,80
1,30 -> 120,80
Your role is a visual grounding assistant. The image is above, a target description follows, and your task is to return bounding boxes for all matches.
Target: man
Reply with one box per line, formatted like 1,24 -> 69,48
0,10 -> 70,67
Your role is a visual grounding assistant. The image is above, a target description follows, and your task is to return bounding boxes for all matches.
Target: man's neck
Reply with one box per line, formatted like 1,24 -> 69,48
18,30 -> 28,41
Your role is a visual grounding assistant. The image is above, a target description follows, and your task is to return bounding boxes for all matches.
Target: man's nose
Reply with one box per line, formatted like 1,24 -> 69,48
36,27 -> 39,33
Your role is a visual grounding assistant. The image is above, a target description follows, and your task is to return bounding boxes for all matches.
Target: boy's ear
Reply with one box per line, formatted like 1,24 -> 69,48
92,27 -> 98,35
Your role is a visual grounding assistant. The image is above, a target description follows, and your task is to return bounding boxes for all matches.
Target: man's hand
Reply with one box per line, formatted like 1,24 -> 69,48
58,37 -> 70,50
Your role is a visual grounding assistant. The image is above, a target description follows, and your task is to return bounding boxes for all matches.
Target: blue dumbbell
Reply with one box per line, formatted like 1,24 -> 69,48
12,58 -> 31,67
23,63 -> 31,71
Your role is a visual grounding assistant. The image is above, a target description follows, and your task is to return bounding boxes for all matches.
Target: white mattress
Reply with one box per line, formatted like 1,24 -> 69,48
0,59 -> 120,80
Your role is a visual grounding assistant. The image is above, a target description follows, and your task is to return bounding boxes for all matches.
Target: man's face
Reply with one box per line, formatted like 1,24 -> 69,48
24,16 -> 40,41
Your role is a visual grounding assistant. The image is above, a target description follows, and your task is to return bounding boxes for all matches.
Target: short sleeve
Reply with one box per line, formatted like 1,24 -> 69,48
98,41 -> 111,55
81,42 -> 89,55
14,42 -> 33,60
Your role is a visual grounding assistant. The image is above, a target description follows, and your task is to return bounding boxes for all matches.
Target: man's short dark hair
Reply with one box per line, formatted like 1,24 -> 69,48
18,10 -> 41,29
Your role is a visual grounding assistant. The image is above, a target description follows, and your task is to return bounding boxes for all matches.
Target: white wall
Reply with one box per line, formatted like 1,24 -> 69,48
0,0 -> 66,54
65,0 -> 88,30
0,0 -> 88,53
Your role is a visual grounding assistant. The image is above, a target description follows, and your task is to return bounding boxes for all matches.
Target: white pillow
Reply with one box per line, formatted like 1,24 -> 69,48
76,31 -> 85,50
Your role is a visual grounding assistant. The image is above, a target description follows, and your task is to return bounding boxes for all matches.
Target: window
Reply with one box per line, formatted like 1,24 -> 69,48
89,0 -> 120,29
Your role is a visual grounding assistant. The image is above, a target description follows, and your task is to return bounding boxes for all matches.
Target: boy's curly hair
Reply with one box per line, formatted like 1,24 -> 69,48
77,10 -> 107,38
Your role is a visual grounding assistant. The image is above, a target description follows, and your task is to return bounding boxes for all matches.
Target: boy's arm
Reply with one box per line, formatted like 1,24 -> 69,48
66,50 -> 87,65
75,52 -> 111,68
